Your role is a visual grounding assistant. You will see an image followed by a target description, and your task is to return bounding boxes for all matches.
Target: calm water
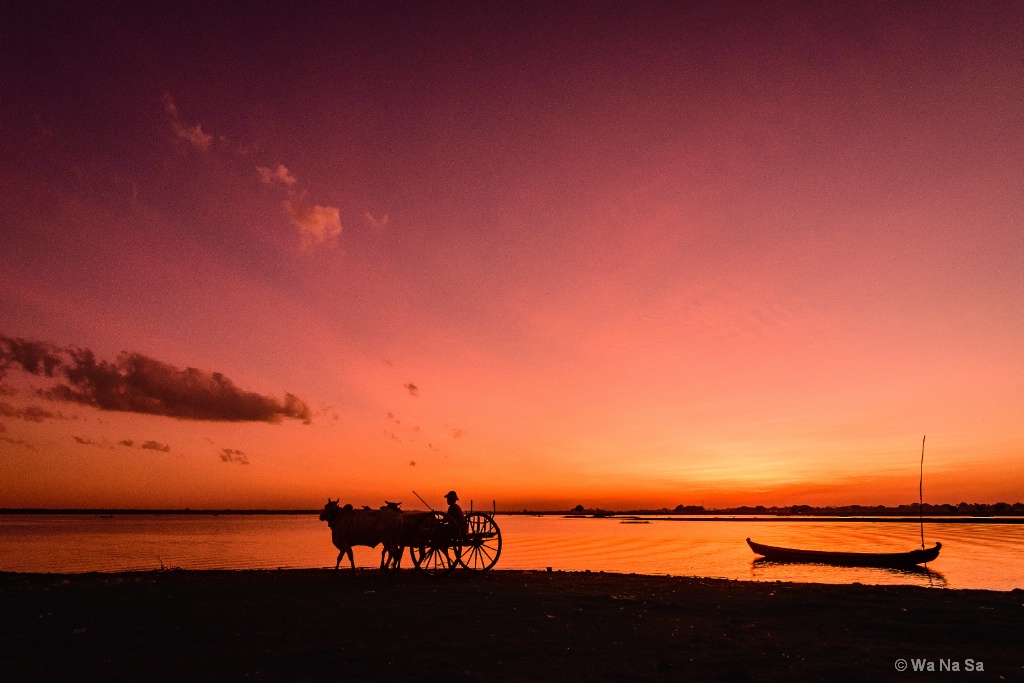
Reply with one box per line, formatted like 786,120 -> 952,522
1,514 -> 1020,590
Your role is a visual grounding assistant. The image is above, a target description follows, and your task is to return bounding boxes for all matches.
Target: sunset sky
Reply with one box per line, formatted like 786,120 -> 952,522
1,2 -> 1021,510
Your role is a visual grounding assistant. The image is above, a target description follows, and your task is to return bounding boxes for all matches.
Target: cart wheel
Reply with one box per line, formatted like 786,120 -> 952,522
458,512 -> 502,571
410,512 -> 462,576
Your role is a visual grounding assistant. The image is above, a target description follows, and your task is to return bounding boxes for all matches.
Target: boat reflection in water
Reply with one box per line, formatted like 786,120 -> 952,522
751,558 -> 947,587
746,537 -> 946,586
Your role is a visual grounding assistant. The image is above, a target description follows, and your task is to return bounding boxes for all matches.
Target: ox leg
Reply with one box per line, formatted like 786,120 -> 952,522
393,546 -> 404,569
380,544 -> 403,571
335,548 -> 355,571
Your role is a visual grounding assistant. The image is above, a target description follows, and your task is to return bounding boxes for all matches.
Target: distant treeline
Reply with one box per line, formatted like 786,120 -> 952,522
4,502 -> 1023,517
562,502 -> 1024,517
0,509 -> 319,515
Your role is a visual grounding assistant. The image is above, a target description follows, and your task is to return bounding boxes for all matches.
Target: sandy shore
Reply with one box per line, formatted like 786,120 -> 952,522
2,569 -> 1021,682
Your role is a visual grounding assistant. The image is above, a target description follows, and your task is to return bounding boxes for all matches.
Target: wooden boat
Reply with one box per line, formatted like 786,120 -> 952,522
746,538 -> 941,567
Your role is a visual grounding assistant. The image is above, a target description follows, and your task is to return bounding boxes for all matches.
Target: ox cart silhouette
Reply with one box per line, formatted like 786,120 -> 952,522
405,507 -> 503,576
319,498 -> 502,576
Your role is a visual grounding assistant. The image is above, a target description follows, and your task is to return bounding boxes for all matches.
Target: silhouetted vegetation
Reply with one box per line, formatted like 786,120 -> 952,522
543,502 -> 1024,517
659,502 -> 1024,517
3,502 -> 1023,517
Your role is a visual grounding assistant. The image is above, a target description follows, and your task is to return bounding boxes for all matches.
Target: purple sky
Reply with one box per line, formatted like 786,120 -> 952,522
1,2 -> 1021,509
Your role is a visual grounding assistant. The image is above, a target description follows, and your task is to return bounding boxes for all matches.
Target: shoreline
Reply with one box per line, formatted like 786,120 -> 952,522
3,509 -> 1023,523
3,569 -> 1021,681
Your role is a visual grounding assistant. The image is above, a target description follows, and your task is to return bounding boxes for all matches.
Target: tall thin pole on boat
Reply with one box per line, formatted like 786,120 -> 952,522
919,435 -> 926,549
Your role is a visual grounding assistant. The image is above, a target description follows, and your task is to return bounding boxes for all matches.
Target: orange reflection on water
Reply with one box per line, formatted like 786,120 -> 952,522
0,515 -> 1020,590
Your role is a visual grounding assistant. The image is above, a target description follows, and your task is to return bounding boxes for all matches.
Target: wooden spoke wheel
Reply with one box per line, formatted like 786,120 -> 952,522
410,511 -> 462,576
457,512 -> 502,571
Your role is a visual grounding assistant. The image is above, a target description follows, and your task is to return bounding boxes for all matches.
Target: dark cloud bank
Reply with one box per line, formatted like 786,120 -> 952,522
0,335 -> 311,424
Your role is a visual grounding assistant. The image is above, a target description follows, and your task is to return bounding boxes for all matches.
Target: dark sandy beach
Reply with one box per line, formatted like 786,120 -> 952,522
2,569 -> 1020,682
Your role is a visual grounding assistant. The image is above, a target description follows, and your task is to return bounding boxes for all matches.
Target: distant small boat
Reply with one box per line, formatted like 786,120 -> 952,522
746,538 -> 941,567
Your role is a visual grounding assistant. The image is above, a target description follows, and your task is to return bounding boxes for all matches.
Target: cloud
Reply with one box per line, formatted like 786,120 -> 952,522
404,383 -> 419,397
220,448 -> 249,465
157,95 -> 351,253
365,212 -> 389,231
21,405 -> 60,422
162,92 -> 213,151
117,438 -> 171,453
1,435 -> 35,450
283,199 -> 342,249
0,402 -> 62,422
0,337 -> 62,379
1,334 -> 312,424
158,96 -> 345,252
257,164 -> 297,187
73,436 -> 95,445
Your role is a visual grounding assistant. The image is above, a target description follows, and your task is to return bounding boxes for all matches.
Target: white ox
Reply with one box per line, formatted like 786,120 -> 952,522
319,499 -> 403,571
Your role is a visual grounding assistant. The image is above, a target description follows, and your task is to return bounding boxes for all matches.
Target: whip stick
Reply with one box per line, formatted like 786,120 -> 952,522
412,490 -> 435,512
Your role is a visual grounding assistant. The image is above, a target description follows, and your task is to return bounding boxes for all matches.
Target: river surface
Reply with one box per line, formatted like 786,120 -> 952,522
1,514 -> 1020,590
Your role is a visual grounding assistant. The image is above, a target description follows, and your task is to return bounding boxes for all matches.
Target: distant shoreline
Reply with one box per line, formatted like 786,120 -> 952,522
2,508 -> 1023,523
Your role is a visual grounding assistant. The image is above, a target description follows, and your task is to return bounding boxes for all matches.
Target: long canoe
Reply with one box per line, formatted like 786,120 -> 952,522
746,538 -> 941,567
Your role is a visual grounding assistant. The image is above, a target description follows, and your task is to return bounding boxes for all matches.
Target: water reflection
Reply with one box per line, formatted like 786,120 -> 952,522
0,514 -> 1018,590
750,558 -> 948,587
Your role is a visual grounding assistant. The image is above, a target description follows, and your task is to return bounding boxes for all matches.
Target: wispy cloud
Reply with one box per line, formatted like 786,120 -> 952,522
159,94 -> 345,251
257,164 -> 297,187
1,334 -> 312,424
283,199 -> 342,249
0,402 -> 63,422
404,383 -> 419,397
116,438 -> 171,453
1,435 -> 35,450
162,92 -> 213,151
365,212 -> 389,232
220,448 -> 249,465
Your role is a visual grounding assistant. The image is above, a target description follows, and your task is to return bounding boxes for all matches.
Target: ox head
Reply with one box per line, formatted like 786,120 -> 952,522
319,498 -> 339,522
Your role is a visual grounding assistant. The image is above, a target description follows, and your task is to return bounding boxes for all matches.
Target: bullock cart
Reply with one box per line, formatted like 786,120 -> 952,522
407,510 -> 502,576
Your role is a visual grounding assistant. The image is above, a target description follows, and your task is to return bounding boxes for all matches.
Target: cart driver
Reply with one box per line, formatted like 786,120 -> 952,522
445,490 -> 469,536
